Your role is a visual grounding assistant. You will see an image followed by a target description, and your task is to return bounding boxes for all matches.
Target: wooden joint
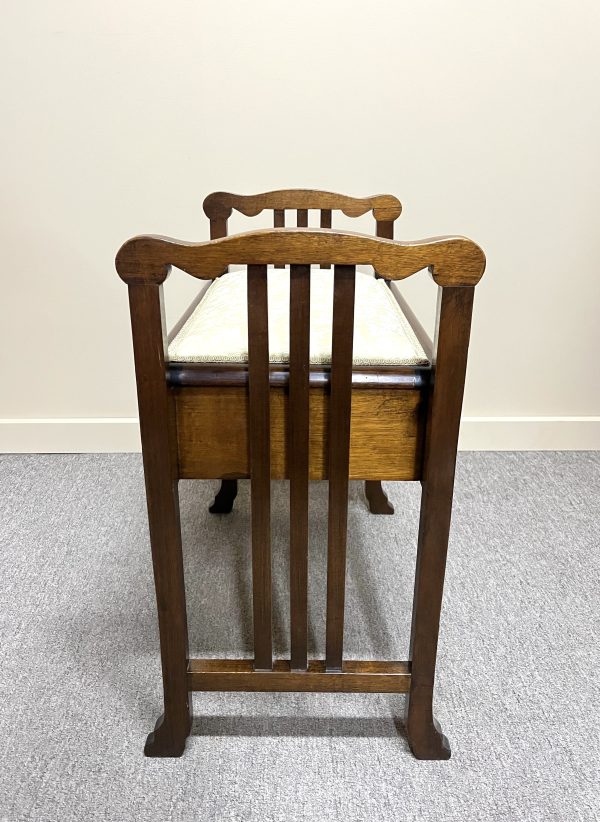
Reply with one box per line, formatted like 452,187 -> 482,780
116,237 -> 172,284
203,192 -> 234,221
372,202 -> 402,221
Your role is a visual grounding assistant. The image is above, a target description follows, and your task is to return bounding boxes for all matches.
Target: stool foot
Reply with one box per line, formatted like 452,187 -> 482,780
209,479 -> 238,514
365,481 -> 394,515
144,711 -> 191,758
405,696 -> 451,760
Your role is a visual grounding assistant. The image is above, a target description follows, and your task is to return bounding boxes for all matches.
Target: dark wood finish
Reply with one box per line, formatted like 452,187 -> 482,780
174,385 -> 426,481
116,230 -> 486,287
405,286 -> 475,760
208,478 -> 238,514
320,208 -> 332,268
209,211 -> 229,276
365,481 -> 394,514
127,282 -> 191,757
247,264 -> 273,671
374,217 -> 394,281
204,199 -> 230,514
200,192 -> 406,510
206,208 -> 236,506
325,265 -> 356,671
168,362 -> 428,389
117,222 -> 486,761
187,658 -> 410,693
376,219 -> 394,240
369,216 -> 397,503
204,189 -> 402,270
273,209 -> 286,268
203,190 -> 402,222
289,265 -> 311,670
320,208 -> 332,229
209,218 -> 227,240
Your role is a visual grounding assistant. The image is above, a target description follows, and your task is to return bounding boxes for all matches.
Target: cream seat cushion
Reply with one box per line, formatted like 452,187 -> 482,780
168,267 -> 429,367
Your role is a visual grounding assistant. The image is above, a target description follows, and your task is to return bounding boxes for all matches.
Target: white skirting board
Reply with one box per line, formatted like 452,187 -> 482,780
1,416 -> 599,453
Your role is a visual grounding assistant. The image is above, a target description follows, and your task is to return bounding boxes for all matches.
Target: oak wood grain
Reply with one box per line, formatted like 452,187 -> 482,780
116,229 -> 486,288
187,658 -> 410,693
203,190 -> 402,221
174,386 -> 425,481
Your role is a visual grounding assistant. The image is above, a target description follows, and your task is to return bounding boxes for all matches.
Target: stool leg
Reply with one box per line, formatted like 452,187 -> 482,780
209,479 -> 238,514
404,478 -> 452,760
144,478 -> 192,757
404,287 -> 475,760
125,282 -> 192,757
364,480 -> 394,514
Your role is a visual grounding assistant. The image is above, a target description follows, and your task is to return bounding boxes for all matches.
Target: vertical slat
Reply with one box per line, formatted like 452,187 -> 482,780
375,219 -> 394,278
365,190 -> 394,516
320,209 -> 332,269
289,264 -> 311,671
297,208 -> 308,227
325,264 -> 356,671
375,219 -> 394,239
247,264 -> 273,670
210,218 -> 228,239
320,209 -> 332,229
210,209 -> 234,500
210,216 -> 229,275
274,210 -> 285,268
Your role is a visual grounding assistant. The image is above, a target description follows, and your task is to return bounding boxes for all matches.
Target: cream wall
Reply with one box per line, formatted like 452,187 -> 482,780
1,0 -> 599,451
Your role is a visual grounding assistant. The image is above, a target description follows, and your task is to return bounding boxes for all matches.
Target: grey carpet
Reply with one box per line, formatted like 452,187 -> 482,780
0,453 -> 598,822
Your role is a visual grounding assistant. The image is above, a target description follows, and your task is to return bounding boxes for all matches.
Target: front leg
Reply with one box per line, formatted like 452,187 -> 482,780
123,281 -> 193,757
405,287 -> 475,760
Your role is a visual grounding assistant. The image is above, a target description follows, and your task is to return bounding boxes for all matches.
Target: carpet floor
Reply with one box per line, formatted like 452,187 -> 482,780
0,452 -> 598,822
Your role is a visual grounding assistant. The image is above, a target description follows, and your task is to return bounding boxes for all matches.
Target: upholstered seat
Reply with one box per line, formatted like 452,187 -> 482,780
168,266 -> 429,366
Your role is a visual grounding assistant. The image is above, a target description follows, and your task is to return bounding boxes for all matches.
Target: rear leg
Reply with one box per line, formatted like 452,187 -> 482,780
365,481 -> 394,514
209,479 -> 238,514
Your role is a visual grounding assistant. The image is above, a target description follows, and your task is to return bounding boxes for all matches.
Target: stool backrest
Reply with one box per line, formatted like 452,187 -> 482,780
203,190 -> 402,272
116,228 -> 485,672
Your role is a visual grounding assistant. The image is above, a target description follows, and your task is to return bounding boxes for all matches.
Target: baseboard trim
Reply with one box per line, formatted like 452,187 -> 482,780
0,418 -> 141,453
1,416 -> 599,453
458,416 -> 600,451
